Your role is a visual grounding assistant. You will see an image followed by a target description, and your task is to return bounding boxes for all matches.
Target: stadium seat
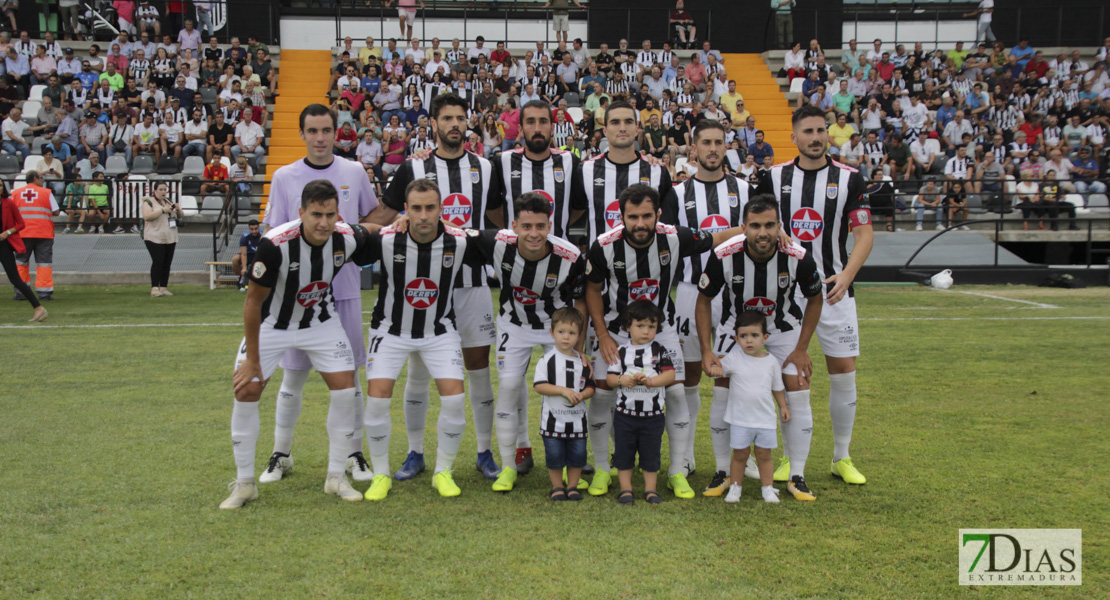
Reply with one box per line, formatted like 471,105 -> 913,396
236,196 -> 253,216
220,156 -> 232,169
599,139 -> 609,153
182,155 -> 205,176
181,175 -> 201,196
200,86 -> 219,106
132,155 -> 155,175
179,195 -> 199,217
28,85 -> 45,102
0,154 -> 19,174
789,78 -> 804,94
104,155 -> 128,176
564,92 -> 580,107
675,156 -> 688,173
201,195 -> 224,215
21,155 -> 39,172
567,107 -> 584,123
30,137 -> 46,155
21,101 -> 41,125
157,155 -> 180,174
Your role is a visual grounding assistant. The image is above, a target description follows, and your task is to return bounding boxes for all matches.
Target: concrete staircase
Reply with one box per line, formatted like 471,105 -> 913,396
722,53 -> 794,155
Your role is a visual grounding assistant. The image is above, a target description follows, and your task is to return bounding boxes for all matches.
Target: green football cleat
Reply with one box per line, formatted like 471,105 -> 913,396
667,473 -> 695,499
831,457 -> 867,484
432,471 -> 461,497
772,456 -> 791,483
492,468 -> 517,492
562,467 -> 589,490
364,474 -> 392,501
588,469 -> 611,496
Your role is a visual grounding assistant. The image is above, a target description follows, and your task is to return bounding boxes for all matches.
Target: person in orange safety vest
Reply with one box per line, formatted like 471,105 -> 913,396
13,171 -> 60,301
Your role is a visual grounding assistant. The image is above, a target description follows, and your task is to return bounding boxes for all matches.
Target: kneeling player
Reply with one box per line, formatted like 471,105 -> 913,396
222,180 -> 375,509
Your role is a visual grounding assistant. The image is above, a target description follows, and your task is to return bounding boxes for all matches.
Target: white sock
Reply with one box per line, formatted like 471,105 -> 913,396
350,368 -> 365,455
495,376 -> 524,471
710,386 -> 731,473
364,396 -> 392,476
587,387 -> 615,472
467,367 -> 495,454
272,368 -> 309,455
326,388 -> 357,476
684,384 -> 701,468
664,384 -> 691,477
829,372 -> 857,462
231,400 -> 260,481
402,353 -> 431,454
782,390 -> 812,479
435,393 -> 467,474
516,384 -> 531,449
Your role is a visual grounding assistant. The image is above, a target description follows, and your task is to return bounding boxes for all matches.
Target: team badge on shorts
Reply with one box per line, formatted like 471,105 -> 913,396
554,167 -> 564,183
470,167 -> 481,183
826,183 -> 839,199
779,273 -> 789,288
659,250 -> 670,266
545,274 -> 558,288
443,252 -> 454,268
334,251 -> 345,268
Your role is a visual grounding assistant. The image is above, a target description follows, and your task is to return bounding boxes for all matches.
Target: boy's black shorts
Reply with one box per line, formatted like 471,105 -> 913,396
612,411 -> 665,473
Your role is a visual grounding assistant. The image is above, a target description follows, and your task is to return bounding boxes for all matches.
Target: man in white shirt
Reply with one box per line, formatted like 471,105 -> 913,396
942,111 -> 973,154
132,112 -> 163,162
465,36 -> 490,65
231,107 -> 265,162
182,108 -> 208,158
1,107 -> 30,161
218,81 -> 244,108
423,50 -> 448,78
404,37 -> 425,65
838,133 -> 866,174
965,0 -> 995,44
866,39 -> 884,64
910,132 -> 941,175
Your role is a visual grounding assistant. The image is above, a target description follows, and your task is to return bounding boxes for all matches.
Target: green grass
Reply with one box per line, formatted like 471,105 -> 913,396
1,285 -> 1106,598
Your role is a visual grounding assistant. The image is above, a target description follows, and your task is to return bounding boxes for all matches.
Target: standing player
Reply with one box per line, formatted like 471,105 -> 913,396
474,192 -> 588,493
574,100 -> 675,479
757,104 -> 874,491
496,99 -> 586,473
584,183 -> 741,498
257,104 -> 383,486
222,180 -> 375,509
357,179 -> 487,500
665,120 -> 750,476
377,93 -> 506,481
695,195 -> 823,500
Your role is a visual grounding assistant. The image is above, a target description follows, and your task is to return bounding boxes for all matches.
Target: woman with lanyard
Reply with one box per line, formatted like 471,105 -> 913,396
0,179 -> 48,321
140,181 -> 183,297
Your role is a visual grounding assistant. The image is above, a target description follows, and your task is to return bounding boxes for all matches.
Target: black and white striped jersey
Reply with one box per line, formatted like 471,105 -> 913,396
575,151 -> 675,242
533,348 -> 595,438
862,141 -> 886,167
497,148 -> 580,239
666,174 -> 750,285
249,220 -> 368,331
409,137 -> 437,153
986,143 -> 1010,165
354,223 -> 485,339
475,229 -> 585,329
757,158 -> 870,295
383,151 -> 503,288
423,82 -> 448,107
606,77 -> 630,96
636,50 -> 658,70
608,341 -> 673,416
553,121 -> 575,148
698,235 -> 821,335
989,104 -> 1020,132
586,222 -> 713,335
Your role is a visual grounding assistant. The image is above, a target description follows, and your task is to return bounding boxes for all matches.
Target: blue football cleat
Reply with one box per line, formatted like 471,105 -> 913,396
394,451 -> 426,480
476,450 -> 501,479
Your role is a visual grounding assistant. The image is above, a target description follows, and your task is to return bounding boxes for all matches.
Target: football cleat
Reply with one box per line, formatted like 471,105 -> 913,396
219,480 -> 258,510
324,474 -> 363,502
724,483 -> 742,503
772,456 -> 790,482
831,457 -> 867,485
491,468 -> 517,492
667,473 -> 695,499
787,475 -> 816,501
476,450 -> 501,479
745,455 -> 761,480
347,451 -> 373,482
394,451 -> 425,480
258,452 -> 292,483
432,471 -> 461,497
515,448 -> 534,475
587,469 -> 611,496
364,474 -> 392,501
702,470 -> 731,497
762,486 -> 781,503
562,467 -> 589,490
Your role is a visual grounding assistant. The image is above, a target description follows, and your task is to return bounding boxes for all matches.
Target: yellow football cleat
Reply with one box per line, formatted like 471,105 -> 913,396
831,457 -> 867,484
432,471 -> 461,497
772,456 -> 791,483
702,471 -> 732,497
786,475 -> 816,501
364,474 -> 392,501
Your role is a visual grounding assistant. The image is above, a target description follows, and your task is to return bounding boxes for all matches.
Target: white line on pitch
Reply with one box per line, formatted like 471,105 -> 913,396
859,316 -> 1108,322
0,322 -> 240,330
936,289 -> 1061,309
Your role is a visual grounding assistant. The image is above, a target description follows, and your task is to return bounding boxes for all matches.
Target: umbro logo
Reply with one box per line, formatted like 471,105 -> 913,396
394,253 -> 406,262
781,185 -> 792,193
425,172 -> 437,181
289,261 -> 299,270
613,261 -> 625,269
594,178 -> 605,186
511,170 -> 521,179
685,201 -> 697,210
502,262 -> 513,271
732,275 -> 744,284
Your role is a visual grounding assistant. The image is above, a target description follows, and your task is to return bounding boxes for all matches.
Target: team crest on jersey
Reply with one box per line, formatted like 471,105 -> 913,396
443,252 -> 454,268
604,200 -> 621,230
699,214 -> 730,233
545,274 -> 558,288
513,286 -> 540,305
296,281 -> 329,308
470,167 -> 481,183
728,193 -> 739,208
404,278 -> 438,309
340,186 -> 351,202
640,176 -> 651,184
554,167 -> 565,183
442,194 -> 473,227
779,273 -> 790,288
790,208 -> 824,242
629,278 -> 660,301
334,251 -> 345,268
826,183 -> 839,200
659,251 -> 671,266
744,297 -> 776,315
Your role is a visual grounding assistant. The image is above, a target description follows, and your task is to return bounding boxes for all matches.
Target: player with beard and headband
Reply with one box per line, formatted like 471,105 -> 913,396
757,104 -> 874,499
585,183 -> 743,499
376,93 -> 506,483
256,104 -> 387,487
696,195 -> 823,498
574,101 -> 677,490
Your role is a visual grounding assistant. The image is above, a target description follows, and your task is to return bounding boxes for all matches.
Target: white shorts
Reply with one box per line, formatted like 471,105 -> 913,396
454,286 -> 497,349
797,292 -> 860,358
552,14 -> 569,32
279,297 -> 365,371
496,317 -> 553,379
366,329 -> 465,381
675,281 -> 720,363
729,425 -> 778,450
593,326 -> 685,383
399,8 -> 417,22
235,320 -> 356,382
713,325 -> 800,376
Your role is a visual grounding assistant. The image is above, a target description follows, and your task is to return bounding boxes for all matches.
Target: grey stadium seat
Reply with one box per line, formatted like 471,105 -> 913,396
564,92 -> 580,107
201,195 -> 224,214
131,155 -> 155,175
182,155 -> 205,176
0,154 -> 19,174
104,155 -> 129,176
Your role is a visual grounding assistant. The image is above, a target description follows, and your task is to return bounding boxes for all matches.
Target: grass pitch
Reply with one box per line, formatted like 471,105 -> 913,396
1,284 -> 1106,598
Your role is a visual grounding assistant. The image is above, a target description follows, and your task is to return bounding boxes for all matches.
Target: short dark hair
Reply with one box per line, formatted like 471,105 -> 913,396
299,103 -> 336,130
519,99 -> 551,126
301,179 -> 338,209
792,104 -> 827,126
405,178 -> 441,204
736,310 -> 767,334
430,93 -> 470,119
618,183 -> 659,214
604,100 -> 636,124
743,194 -> 779,222
622,299 -> 664,331
692,119 -> 727,142
248,219 -> 260,227
550,306 -> 585,332
515,192 -> 553,218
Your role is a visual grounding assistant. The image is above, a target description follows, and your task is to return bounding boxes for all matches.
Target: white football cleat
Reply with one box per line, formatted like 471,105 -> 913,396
258,452 -> 292,483
744,455 -> 760,480
724,483 -> 742,503
219,480 -> 258,510
324,474 -> 363,502
346,452 -> 374,482
762,486 -> 781,503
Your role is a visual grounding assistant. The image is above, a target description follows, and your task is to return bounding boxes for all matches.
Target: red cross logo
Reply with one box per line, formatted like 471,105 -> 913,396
20,188 -> 37,203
